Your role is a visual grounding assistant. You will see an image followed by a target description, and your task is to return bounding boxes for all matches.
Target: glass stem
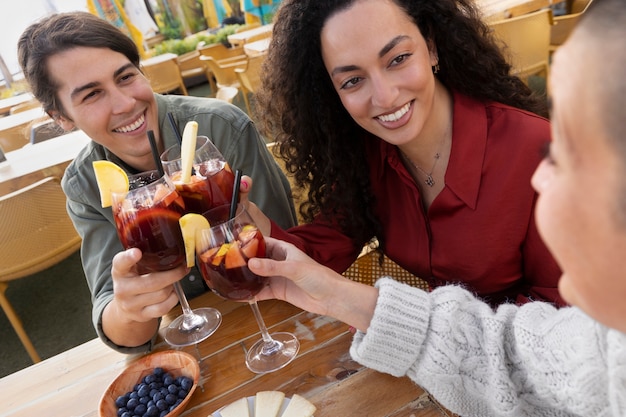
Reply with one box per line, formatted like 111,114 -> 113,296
174,281 -> 205,331
248,299 -> 282,355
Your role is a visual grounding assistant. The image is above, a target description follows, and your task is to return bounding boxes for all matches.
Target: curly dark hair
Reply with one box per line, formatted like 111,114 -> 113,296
17,11 -> 140,119
255,0 -> 548,251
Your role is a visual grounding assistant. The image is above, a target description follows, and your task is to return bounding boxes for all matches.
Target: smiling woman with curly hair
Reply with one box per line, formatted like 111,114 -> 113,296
245,0 -> 564,307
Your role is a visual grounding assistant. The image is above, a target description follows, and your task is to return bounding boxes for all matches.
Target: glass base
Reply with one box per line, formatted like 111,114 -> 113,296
245,332 -> 300,374
164,307 -> 222,347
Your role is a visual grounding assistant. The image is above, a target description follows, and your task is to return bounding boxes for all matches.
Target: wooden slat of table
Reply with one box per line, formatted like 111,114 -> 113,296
0,93 -> 34,115
0,129 -> 91,196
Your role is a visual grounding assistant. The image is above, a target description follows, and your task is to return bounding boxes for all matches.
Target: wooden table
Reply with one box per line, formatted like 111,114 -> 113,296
244,38 -> 271,57
0,93 -> 35,116
0,106 -> 50,152
0,129 -> 91,196
227,24 -> 274,47
0,290 -> 457,417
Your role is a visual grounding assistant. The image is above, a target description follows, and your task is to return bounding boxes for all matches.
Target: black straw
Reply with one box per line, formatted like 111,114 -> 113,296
229,169 -> 242,220
147,130 -> 165,177
167,112 -> 182,144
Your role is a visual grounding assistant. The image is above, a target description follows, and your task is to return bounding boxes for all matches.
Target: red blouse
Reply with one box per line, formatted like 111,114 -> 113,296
271,92 -> 565,306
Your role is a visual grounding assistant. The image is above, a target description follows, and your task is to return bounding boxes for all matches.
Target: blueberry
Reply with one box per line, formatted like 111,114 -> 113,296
137,384 -> 150,398
165,393 -> 177,405
156,399 -> 168,411
126,397 -> 139,411
163,374 -> 174,386
145,405 -> 159,416
167,384 -> 178,395
152,392 -> 163,403
116,407 -> 128,417
134,403 -> 147,415
115,394 -> 129,408
179,376 -> 193,391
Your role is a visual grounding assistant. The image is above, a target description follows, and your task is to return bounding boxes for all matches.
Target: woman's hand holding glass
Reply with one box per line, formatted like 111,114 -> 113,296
248,237 -> 379,334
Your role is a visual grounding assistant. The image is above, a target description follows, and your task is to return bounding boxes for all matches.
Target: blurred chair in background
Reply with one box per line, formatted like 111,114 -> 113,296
29,119 -> 64,144
199,55 -> 248,95
176,50 -> 216,94
142,55 -> 188,95
489,8 -> 554,86
550,0 -> 593,55
235,54 -> 266,115
0,176 -> 82,363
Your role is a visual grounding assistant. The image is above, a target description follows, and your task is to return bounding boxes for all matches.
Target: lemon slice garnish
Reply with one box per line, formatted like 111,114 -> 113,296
180,121 -> 198,184
92,160 -> 129,208
179,213 -> 210,267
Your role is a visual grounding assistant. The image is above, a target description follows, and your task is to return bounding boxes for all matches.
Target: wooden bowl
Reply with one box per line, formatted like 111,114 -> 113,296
99,350 -> 200,417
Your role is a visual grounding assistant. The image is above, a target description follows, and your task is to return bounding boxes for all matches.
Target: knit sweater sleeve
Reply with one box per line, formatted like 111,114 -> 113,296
350,278 -> 619,417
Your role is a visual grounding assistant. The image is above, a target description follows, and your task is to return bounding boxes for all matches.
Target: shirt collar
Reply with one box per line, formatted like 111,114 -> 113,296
375,91 -> 488,210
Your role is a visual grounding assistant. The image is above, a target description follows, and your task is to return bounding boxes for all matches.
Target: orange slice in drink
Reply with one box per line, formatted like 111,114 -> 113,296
180,121 -> 198,184
179,213 -> 210,267
92,160 -> 129,208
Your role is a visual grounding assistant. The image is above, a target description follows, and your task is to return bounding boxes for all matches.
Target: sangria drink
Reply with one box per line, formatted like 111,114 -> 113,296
196,204 -> 299,374
196,204 -> 266,300
161,136 -> 235,215
112,170 -> 186,274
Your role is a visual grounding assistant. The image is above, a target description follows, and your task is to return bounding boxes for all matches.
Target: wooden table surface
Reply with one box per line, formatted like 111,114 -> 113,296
227,24 -> 274,47
0,129 -> 91,196
0,290 -> 457,417
0,93 -> 34,116
244,38 -> 271,57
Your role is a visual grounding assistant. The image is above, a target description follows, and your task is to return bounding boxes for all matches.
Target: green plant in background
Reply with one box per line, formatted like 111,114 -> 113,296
151,24 -> 241,56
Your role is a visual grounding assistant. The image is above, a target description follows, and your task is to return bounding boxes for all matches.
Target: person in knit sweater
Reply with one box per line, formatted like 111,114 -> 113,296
246,0 -> 626,415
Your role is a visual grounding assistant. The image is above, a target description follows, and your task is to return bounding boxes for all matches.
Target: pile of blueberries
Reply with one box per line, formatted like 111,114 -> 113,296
115,367 -> 194,417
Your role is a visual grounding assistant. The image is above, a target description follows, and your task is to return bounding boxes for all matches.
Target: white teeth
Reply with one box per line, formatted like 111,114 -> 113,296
114,114 -> 145,133
377,102 -> 410,122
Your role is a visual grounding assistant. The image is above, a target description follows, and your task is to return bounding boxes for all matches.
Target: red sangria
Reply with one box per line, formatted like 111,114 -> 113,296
112,170 -> 186,274
196,204 -> 299,373
197,207 -> 266,300
161,136 -> 234,215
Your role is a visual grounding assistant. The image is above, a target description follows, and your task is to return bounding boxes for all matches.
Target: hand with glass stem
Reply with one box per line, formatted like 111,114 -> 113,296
105,248 -> 187,348
249,237 -> 379,334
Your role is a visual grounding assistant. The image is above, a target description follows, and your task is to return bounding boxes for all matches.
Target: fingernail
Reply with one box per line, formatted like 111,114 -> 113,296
241,179 -> 250,191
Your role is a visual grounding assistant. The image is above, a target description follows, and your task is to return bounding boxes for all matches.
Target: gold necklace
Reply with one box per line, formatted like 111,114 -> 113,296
400,149 -> 441,187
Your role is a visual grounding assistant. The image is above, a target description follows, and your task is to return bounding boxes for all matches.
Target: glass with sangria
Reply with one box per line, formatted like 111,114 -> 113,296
108,166 -> 222,348
194,203 -> 300,374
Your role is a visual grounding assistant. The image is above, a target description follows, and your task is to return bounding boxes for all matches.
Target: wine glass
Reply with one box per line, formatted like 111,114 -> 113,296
160,135 -> 235,216
196,203 -> 300,374
111,170 -> 222,348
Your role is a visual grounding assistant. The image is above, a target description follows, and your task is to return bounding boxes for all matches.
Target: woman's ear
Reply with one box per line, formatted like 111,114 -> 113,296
427,39 -> 439,67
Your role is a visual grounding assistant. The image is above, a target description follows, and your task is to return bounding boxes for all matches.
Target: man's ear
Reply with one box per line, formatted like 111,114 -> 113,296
49,112 -> 76,131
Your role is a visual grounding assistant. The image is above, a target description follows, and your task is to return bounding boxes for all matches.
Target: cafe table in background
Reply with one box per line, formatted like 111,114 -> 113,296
227,24 -> 274,47
0,129 -> 91,196
0,290 -> 458,417
0,106 -> 50,152
0,93 -> 35,116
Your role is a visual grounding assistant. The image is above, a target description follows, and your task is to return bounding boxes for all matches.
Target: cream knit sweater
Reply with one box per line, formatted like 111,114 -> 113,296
350,278 -> 626,416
